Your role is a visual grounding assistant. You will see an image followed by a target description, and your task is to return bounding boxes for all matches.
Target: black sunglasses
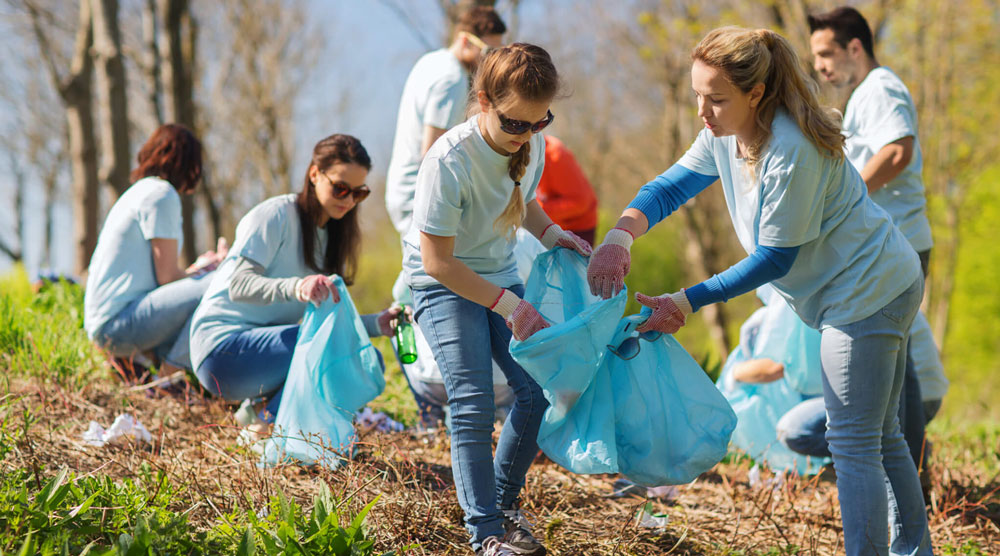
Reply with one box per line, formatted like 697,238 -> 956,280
496,109 -> 555,135
606,317 -> 663,361
323,173 -> 371,203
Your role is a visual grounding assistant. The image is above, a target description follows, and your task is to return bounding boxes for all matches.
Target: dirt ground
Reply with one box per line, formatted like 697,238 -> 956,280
3,377 -> 998,555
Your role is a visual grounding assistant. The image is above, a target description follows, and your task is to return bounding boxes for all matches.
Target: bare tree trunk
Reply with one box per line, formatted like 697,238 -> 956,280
1,151 -> 26,262
92,0 -> 131,198
142,0 -> 162,125
27,0 -> 100,277
158,0 -> 199,263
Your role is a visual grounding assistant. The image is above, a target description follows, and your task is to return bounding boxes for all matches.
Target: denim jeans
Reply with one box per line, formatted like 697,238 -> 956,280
197,324 -> 387,422
411,284 -> 547,549
196,324 -> 300,418
820,276 -> 931,556
96,272 -> 214,370
777,395 -> 941,460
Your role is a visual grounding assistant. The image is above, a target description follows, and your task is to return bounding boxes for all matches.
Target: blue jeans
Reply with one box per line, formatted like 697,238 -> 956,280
411,284 -> 547,549
196,325 -> 300,418
96,273 -> 214,370
820,277 -> 931,556
777,396 -> 941,460
196,324 -> 386,421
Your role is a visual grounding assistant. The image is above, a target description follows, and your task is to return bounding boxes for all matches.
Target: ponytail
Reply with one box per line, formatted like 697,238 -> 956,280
493,142 -> 530,240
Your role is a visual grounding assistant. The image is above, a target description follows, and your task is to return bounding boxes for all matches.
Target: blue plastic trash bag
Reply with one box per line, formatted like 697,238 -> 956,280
511,248 -> 737,486
753,288 -> 823,396
262,276 -> 385,467
716,304 -> 830,475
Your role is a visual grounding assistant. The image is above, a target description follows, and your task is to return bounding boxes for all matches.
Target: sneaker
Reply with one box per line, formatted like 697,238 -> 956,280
502,508 -> 546,555
476,536 -> 518,556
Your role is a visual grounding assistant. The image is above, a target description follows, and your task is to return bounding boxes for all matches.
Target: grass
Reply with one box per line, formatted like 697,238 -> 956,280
1,267 -> 999,554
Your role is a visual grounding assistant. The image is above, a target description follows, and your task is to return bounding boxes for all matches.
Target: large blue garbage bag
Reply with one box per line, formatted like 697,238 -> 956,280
262,276 -> 385,467
716,303 -> 829,475
510,248 -> 737,486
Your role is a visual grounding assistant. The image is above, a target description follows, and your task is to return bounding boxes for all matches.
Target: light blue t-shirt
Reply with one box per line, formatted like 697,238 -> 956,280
910,310 -> 948,401
403,115 -> 545,290
189,194 -> 326,371
84,177 -> 183,339
386,48 -> 471,235
677,110 -> 920,328
844,67 -> 933,252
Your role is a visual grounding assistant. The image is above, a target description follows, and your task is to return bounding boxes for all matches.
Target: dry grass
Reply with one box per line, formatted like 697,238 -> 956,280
2,374 -> 998,556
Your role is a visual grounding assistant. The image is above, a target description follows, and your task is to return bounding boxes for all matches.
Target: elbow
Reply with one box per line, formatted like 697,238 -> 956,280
423,256 -> 447,281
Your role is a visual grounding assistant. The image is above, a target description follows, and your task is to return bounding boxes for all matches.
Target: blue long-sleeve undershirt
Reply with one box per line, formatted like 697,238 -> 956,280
684,245 -> 800,312
627,164 -> 718,228
626,163 -> 799,312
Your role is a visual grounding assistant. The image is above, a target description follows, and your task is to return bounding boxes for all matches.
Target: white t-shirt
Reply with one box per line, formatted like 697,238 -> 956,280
677,109 -> 920,328
84,177 -> 183,338
385,48 -> 470,235
189,194 -> 326,371
909,310 -> 948,401
403,115 -> 545,290
844,67 -> 933,252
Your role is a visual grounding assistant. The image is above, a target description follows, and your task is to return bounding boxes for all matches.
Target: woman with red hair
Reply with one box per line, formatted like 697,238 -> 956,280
84,124 -> 225,372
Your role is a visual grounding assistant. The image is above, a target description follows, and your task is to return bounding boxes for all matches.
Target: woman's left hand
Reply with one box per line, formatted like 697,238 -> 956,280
377,304 -> 410,336
634,290 -> 693,334
540,224 -> 593,257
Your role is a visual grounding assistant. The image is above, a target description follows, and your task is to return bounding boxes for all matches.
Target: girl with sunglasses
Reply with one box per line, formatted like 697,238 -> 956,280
189,134 -> 402,431
402,43 -> 590,556
588,27 -> 930,556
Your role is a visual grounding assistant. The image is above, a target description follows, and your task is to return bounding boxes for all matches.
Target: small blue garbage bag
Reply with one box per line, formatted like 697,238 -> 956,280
262,276 -> 385,467
716,303 -> 829,476
753,289 -> 823,396
511,248 -> 737,486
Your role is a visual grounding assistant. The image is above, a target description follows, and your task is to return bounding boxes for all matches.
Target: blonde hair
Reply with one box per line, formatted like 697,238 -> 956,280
473,43 -> 560,240
692,27 -> 845,173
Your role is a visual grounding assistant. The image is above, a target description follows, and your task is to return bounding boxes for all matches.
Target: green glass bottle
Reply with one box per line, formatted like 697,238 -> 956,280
395,316 -> 418,365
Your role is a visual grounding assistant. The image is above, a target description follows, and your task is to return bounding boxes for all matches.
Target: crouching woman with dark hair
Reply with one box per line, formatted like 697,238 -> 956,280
189,134 -> 402,424
85,124 -> 226,372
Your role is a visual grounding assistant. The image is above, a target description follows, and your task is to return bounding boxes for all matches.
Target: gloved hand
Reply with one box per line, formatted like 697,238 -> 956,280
296,274 -> 340,306
376,304 -> 410,336
635,290 -> 692,334
539,223 -> 593,257
490,289 -> 550,341
587,228 -> 633,299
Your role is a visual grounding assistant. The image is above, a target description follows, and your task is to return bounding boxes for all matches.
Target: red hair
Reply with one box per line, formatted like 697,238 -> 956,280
130,124 -> 203,193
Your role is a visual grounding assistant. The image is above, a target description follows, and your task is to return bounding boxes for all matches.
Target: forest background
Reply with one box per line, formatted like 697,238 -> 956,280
0,0 -> 997,426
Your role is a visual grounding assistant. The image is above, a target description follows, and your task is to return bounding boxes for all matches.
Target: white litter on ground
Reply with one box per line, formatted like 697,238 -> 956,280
82,414 -> 152,447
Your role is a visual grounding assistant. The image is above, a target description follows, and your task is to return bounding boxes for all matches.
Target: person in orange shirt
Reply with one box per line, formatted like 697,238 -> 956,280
536,135 -> 599,246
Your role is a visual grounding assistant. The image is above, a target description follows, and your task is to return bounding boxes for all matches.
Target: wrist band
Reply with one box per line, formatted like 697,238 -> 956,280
490,289 -> 521,319
603,228 -> 634,250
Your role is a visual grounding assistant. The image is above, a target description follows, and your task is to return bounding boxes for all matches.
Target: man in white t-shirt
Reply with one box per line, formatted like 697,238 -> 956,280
809,6 -> 933,272
808,6 -> 938,472
384,6 -> 506,235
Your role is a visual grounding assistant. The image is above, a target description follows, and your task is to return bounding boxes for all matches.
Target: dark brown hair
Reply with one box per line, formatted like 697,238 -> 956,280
296,134 -> 371,283
807,6 -> 876,60
455,5 -> 506,38
473,43 -> 560,240
130,123 -> 203,193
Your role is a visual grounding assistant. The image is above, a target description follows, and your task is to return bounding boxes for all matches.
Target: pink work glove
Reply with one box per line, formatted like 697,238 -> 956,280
587,228 -> 634,299
296,274 -> 340,306
539,223 -> 593,257
491,289 -> 550,341
635,290 -> 693,334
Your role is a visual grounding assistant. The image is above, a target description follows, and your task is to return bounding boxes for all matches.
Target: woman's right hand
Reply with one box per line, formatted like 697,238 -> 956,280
296,274 -> 340,306
587,228 -> 634,298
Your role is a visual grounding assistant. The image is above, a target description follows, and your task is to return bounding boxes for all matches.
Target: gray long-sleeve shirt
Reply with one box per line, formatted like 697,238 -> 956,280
227,256 -> 381,337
